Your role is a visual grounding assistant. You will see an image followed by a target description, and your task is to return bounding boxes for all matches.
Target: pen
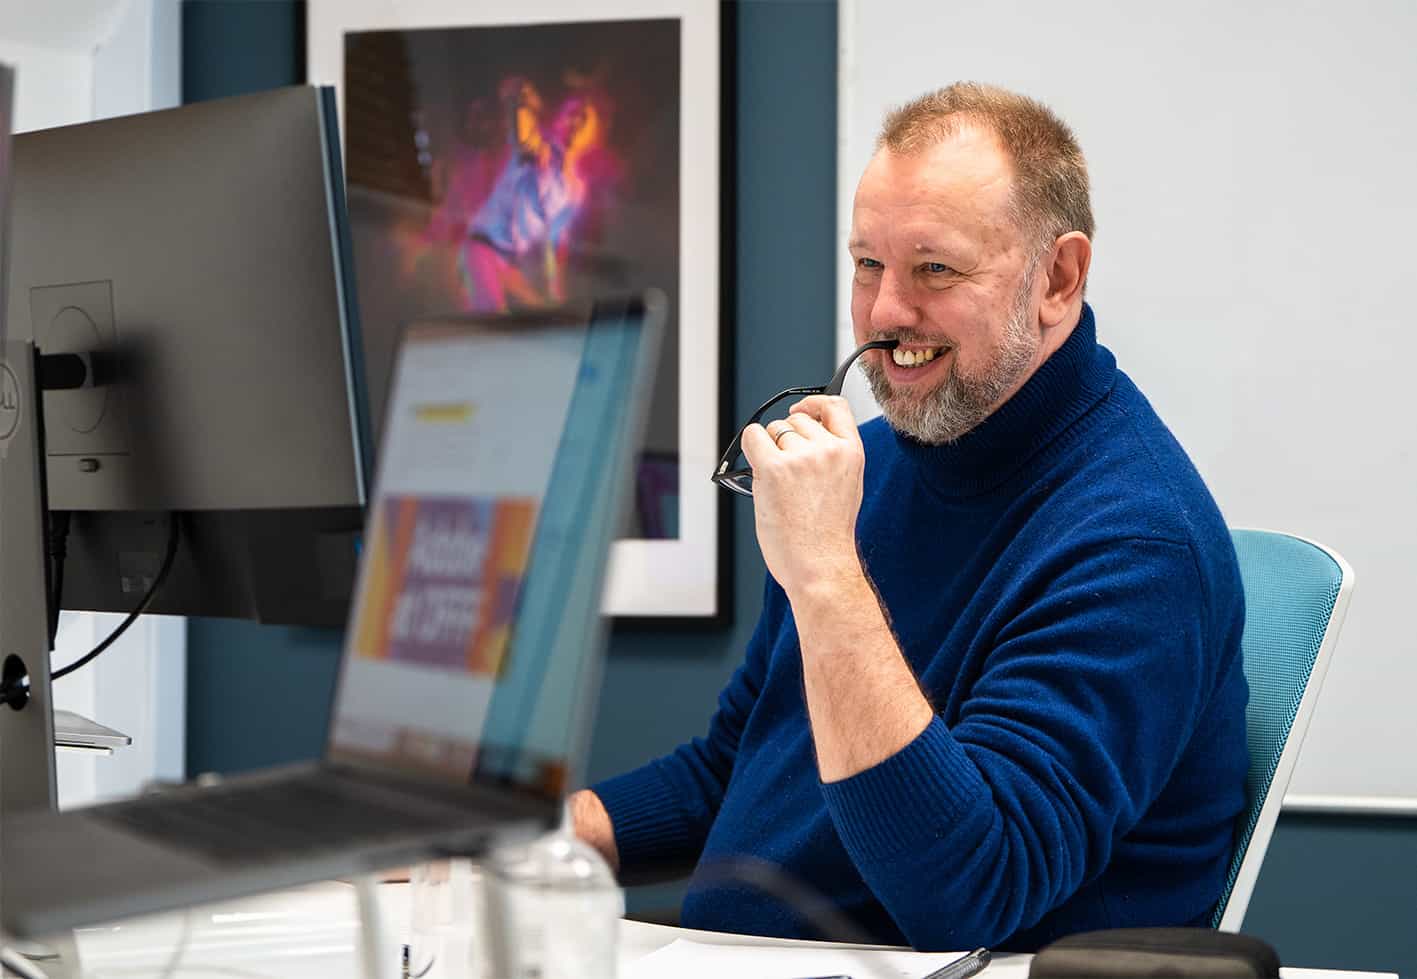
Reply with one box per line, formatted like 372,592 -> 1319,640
920,947 -> 991,979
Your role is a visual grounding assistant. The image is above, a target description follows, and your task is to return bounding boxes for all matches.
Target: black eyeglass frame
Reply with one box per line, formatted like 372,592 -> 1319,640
711,338 -> 900,497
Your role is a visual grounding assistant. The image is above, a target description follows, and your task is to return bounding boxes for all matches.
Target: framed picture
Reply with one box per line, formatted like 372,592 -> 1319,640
308,0 -> 730,621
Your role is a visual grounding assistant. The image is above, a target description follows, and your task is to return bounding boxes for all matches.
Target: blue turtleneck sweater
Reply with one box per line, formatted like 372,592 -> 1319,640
593,306 -> 1249,951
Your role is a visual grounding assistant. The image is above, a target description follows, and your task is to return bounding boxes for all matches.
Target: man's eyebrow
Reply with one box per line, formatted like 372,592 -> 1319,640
912,241 -> 962,255
847,238 -> 971,258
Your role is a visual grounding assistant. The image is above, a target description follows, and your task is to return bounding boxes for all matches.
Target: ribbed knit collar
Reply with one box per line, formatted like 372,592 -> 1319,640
891,303 -> 1116,498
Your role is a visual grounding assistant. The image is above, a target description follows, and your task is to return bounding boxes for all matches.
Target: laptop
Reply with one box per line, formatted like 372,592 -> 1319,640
1,292 -> 664,938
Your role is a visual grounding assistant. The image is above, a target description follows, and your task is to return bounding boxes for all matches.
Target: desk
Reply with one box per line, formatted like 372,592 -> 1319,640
619,922 -> 1393,979
49,881 -> 1392,978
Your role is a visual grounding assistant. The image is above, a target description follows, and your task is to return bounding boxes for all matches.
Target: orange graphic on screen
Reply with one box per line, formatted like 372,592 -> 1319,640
353,495 -> 539,675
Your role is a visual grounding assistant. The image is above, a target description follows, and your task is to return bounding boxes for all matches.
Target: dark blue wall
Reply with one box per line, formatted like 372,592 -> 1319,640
179,1 -> 1417,974
1242,813 -> 1417,975
182,0 -> 303,103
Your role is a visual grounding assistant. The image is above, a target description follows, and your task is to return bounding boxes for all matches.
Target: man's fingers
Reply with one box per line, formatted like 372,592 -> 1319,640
790,395 -> 859,439
763,419 -> 810,448
783,411 -> 831,441
741,423 -> 778,468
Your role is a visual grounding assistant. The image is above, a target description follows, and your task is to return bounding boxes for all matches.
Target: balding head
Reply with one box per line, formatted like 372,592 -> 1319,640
879,82 -> 1094,255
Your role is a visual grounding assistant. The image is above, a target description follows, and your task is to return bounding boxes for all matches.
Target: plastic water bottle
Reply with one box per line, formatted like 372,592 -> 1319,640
408,857 -> 491,979
484,803 -> 623,979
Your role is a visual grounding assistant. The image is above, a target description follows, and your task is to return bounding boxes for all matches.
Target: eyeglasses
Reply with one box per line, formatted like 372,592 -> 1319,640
712,338 -> 900,497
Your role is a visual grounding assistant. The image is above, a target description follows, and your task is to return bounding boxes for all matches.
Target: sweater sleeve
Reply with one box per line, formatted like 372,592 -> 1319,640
591,580 -> 782,877
819,537 -> 1221,950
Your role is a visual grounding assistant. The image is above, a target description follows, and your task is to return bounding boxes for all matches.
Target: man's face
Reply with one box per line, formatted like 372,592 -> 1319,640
849,128 -> 1048,444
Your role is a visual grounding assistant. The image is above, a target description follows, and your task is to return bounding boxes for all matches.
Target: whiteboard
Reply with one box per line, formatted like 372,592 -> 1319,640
838,0 -> 1417,806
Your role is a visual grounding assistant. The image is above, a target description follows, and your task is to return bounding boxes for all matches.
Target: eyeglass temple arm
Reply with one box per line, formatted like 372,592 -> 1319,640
746,386 -> 824,424
717,385 -> 824,477
824,339 -> 900,396
716,340 -> 901,485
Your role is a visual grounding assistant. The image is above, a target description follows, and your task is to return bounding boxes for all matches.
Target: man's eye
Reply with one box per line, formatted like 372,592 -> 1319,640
856,257 -> 883,270
922,262 -> 953,274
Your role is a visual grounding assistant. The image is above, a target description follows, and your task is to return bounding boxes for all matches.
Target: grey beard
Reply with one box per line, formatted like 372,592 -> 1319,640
859,273 -> 1040,445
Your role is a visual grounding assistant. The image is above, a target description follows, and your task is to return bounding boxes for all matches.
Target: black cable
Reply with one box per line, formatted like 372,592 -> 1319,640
51,513 -> 181,682
46,510 -> 72,650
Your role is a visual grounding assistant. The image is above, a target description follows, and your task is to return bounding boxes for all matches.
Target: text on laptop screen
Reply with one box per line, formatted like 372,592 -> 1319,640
328,308 -> 648,799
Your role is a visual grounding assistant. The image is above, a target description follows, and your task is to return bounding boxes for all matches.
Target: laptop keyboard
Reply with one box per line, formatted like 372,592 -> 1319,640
92,774 -> 484,866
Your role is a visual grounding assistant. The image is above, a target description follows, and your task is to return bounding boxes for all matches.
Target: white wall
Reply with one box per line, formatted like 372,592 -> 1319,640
2,0 -> 186,808
839,1 -> 1417,804
93,0 -> 179,122
0,36 -> 93,131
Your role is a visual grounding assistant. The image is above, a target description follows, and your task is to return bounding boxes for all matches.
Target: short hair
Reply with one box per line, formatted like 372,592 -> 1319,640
878,82 -> 1094,249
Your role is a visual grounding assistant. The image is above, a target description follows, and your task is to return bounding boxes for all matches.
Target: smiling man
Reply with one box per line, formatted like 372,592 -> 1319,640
572,83 -> 1249,952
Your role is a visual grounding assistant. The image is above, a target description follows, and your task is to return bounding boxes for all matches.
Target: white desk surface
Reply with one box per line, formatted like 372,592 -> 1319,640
49,880 -> 1391,978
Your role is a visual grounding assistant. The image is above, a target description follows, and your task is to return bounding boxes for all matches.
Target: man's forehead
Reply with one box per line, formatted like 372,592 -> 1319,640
852,126 -> 1015,239
848,218 -> 975,257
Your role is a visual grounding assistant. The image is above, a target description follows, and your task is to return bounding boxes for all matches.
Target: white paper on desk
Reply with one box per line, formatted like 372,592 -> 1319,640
622,938 -> 1032,979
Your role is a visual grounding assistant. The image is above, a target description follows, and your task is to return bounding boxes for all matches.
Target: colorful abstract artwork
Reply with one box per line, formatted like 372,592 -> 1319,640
344,21 -> 679,318
310,1 -> 728,619
341,18 -> 682,538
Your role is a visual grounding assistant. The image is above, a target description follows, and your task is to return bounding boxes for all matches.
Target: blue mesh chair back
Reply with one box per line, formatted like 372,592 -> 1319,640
1211,529 -> 1352,930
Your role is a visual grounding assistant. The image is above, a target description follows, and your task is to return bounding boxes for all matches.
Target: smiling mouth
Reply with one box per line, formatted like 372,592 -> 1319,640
888,345 -> 949,369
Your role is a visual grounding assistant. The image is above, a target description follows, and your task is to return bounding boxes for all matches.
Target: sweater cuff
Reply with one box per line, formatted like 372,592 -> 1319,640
591,764 -> 701,873
820,716 -> 988,865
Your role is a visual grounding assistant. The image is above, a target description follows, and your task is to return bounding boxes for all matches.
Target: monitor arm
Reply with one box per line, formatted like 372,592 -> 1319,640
36,351 -> 93,391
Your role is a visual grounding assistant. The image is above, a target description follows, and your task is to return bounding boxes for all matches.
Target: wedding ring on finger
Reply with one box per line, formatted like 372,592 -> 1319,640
767,421 -> 799,446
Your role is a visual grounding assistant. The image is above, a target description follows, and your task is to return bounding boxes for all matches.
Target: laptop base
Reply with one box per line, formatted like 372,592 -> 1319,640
2,762 -> 552,939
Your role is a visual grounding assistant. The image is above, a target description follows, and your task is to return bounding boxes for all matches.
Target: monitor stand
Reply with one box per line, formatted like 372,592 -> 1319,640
1,342 -> 133,811
0,339 -> 61,815
0,340 -> 82,977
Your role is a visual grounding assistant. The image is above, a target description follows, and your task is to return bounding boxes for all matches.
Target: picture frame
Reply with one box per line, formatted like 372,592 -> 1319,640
308,0 -> 732,622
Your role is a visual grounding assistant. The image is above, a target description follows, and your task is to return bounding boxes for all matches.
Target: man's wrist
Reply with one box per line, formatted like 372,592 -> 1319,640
785,558 -> 875,619
570,788 -> 620,874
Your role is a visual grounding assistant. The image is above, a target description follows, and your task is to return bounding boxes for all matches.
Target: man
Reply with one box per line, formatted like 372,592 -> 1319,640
572,82 -> 1249,952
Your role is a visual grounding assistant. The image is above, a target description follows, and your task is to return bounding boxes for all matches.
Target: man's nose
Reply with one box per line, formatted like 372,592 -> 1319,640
871,269 -> 920,333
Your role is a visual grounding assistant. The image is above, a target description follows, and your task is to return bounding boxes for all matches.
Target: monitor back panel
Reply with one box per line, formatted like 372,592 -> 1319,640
7,86 -> 364,513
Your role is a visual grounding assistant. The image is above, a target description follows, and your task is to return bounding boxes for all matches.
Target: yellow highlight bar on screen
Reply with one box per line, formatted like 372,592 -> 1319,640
414,402 -> 475,423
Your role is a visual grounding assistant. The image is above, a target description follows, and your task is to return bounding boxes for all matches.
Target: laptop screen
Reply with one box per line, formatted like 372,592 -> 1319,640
327,296 -> 660,801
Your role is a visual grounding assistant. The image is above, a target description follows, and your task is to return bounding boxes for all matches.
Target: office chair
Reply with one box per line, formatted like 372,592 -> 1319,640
1211,529 -> 1354,932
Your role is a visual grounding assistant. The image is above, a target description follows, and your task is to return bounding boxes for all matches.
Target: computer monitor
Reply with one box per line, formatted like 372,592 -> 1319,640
0,86 -> 373,816
6,86 -> 371,629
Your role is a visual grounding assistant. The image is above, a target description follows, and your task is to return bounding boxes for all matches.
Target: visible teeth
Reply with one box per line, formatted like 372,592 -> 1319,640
892,347 -> 944,367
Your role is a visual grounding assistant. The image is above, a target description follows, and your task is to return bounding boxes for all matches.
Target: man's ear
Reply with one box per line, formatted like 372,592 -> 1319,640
1040,232 -> 1092,329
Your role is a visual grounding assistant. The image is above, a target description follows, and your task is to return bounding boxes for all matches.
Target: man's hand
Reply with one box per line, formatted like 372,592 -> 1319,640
740,394 -> 867,600
569,789 -> 619,874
